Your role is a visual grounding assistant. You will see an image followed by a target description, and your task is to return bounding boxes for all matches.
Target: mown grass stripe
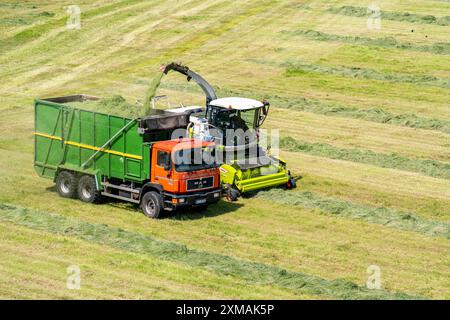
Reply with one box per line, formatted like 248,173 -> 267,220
280,136 -> 450,180
0,11 -> 55,27
269,96 -> 450,135
248,57 -> 450,90
0,0 -> 145,53
0,203 -> 422,300
327,6 -> 450,27
159,82 -> 450,135
282,60 -> 450,90
255,189 -> 450,239
281,29 -> 450,55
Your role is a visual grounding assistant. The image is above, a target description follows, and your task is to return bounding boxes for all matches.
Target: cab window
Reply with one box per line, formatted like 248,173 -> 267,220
157,151 -> 171,169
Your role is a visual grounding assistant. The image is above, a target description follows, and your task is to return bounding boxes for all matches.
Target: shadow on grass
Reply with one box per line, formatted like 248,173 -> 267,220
105,198 -> 243,220
46,185 -> 57,192
167,200 -> 243,220
46,185 -> 242,219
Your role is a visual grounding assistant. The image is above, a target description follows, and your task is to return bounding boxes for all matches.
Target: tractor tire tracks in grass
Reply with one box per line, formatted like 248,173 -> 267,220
280,136 -> 450,181
255,189 -> 450,239
0,203 -> 423,300
281,29 -> 450,56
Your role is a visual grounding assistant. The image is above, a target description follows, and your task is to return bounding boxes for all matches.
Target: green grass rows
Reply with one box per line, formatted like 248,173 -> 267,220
255,189 -> 450,238
0,203 -> 423,300
283,60 -> 450,90
327,6 -> 450,27
282,29 -> 450,55
280,136 -> 450,180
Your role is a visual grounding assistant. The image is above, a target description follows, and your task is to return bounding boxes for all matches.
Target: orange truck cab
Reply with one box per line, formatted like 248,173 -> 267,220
141,138 -> 221,217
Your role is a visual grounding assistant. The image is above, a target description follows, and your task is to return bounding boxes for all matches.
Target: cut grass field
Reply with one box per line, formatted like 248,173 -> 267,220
0,0 -> 449,299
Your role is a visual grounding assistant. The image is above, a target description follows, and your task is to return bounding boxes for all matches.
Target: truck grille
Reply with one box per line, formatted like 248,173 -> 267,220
186,176 -> 214,191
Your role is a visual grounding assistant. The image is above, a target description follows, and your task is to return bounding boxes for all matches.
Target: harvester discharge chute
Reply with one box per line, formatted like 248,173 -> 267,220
160,63 -> 296,200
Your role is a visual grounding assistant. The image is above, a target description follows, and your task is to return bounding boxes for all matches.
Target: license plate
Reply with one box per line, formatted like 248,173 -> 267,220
195,198 -> 207,204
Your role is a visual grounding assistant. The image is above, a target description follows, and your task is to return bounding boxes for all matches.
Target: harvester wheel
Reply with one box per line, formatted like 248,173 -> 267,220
141,191 -> 163,219
56,171 -> 78,199
226,187 -> 240,201
286,177 -> 296,189
78,175 -> 102,203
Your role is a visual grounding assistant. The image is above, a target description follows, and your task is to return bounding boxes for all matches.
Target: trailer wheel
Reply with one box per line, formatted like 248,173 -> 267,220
141,191 -> 163,219
56,171 -> 78,199
78,175 -> 102,203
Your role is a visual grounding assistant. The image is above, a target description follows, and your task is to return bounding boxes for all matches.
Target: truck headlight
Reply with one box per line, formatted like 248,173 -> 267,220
179,198 -> 186,203
213,192 -> 220,198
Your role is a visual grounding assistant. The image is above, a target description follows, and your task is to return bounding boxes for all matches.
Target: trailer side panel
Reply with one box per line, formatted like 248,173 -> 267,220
34,100 -> 148,183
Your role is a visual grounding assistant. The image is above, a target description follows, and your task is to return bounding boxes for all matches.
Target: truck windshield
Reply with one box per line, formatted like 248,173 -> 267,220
173,147 -> 217,172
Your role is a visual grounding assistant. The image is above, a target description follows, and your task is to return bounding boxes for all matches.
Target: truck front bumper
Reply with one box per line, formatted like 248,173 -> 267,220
163,188 -> 222,208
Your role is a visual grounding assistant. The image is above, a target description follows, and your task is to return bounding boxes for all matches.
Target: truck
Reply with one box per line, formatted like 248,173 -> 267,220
34,95 -> 221,218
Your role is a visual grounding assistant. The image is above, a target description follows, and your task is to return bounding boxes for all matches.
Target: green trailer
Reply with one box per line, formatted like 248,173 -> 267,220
35,95 -> 150,186
34,95 -> 221,218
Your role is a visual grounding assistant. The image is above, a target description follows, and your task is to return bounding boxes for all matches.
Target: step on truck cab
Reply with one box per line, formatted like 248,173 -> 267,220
34,95 -> 221,218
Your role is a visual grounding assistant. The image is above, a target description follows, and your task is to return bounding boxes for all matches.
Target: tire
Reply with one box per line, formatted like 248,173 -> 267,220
56,171 -> 78,198
77,175 -> 102,203
286,177 -> 296,189
226,187 -> 240,201
141,191 -> 163,219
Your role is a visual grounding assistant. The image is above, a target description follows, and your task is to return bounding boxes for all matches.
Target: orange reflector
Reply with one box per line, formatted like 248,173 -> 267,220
172,198 -> 179,204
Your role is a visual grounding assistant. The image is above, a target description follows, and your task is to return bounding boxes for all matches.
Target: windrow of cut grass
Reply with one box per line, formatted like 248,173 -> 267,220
283,151 -> 450,222
283,60 -> 450,90
160,82 -> 450,135
326,6 -> 450,27
280,136 -> 450,180
0,11 -> 55,27
281,29 -> 450,56
0,0 -> 145,53
0,203 -> 422,300
247,57 -> 450,90
0,0 -> 175,85
255,189 -> 450,239
0,222 -> 307,299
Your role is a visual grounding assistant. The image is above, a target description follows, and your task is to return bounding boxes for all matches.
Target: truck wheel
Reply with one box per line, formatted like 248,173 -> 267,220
141,191 -> 163,219
56,171 -> 78,199
78,175 -> 102,203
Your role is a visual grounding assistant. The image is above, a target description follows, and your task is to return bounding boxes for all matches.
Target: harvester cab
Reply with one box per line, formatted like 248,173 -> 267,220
161,63 -> 296,199
204,97 -> 269,147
